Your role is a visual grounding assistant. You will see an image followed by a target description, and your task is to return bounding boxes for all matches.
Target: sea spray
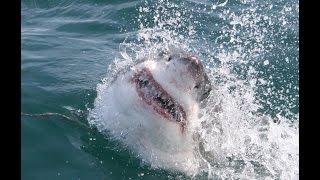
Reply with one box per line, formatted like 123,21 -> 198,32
88,0 -> 298,178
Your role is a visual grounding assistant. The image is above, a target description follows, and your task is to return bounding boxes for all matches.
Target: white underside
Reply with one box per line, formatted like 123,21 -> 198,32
88,61 -> 202,174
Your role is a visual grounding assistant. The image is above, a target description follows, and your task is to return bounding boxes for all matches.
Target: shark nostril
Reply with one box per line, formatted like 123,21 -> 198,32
189,56 -> 199,64
181,56 -> 201,68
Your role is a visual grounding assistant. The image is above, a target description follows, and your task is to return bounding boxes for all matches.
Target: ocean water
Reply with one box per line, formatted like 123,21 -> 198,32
21,0 -> 299,179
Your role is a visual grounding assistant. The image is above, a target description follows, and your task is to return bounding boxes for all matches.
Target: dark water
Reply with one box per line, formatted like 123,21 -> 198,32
22,0 -> 298,179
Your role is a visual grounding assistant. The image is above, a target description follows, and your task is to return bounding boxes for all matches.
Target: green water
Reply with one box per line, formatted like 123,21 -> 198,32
22,0 -> 298,179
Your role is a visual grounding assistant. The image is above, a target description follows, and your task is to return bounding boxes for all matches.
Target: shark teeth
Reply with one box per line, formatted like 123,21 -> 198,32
131,68 -> 187,133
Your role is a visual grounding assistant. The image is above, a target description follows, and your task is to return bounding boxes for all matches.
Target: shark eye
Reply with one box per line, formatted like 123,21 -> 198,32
194,84 -> 200,89
167,56 -> 172,62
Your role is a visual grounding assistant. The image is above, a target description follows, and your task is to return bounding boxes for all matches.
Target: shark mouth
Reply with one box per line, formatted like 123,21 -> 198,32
131,68 -> 187,133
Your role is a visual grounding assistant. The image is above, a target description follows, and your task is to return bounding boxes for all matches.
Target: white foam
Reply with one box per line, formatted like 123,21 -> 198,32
88,0 -> 298,178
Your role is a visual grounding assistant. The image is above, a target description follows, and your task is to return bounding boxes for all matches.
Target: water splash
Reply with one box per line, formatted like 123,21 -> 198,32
89,0 -> 298,179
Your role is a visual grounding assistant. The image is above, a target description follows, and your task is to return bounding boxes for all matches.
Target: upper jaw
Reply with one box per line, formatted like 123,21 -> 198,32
175,56 -> 212,103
